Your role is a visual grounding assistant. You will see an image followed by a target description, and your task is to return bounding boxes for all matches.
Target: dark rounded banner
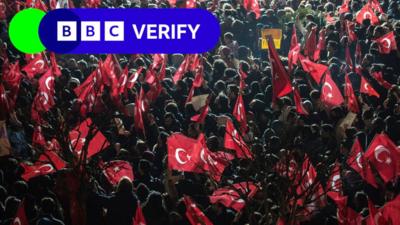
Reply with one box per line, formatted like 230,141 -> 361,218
9,8 -> 221,54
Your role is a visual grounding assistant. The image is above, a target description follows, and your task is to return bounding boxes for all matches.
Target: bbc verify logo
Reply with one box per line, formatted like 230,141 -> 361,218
9,8 -> 221,54
58,21 -> 124,41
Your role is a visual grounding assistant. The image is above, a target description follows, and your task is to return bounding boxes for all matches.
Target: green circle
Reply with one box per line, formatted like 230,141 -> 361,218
9,8 -> 46,54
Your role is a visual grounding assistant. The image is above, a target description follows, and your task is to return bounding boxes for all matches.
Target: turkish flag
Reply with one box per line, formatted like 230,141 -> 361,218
102,160 -> 134,186
268,37 -> 292,103
344,74 -> 360,113
233,93 -> 247,133
37,150 -> 67,171
371,71 -> 392,89
366,200 -> 384,225
209,182 -> 258,212
296,157 -> 326,217
345,45 -> 353,71
126,67 -> 143,90
360,75 -> 380,98
49,52 -> 61,77
374,31 -> 397,54
243,0 -> 260,19
151,54 -> 167,70
195,133 -> 233,181
12,200 -> 28,225
365,133 -> 399,183
299,57 -> 328,84
32,69 -> 55,112
3,61 -> 22,110
167,133 -> 200,172
381,195 -> 400,223
192,65 -> 204,88
338,0 -> 350,14
173,55 -> 191,84
69,118 -> 110,159
185,0 -> 196,8
326,163 -> 342,200
293,86 -> 308,116
356,4 -> 379,25
118,66 -> 129,95
238,67 -> 247,90
313,28 -> 326,61
288,45 -> 300,73
134,88 -> 147,133
184,196 -> 213,225
370,0 -> 384,14
34,0 -> 48,11
304,27 -> 317,61
32,126 -> 46,147
224,119 -> 253,159
133,202 -> 146,225
347,138 -> 378,188
191,105 -> 209,123
22,53 -> 49,79
346,21 -> 357,43
20,162 -> 56,181
320,71 -> 344,108
102,54 -> 121,86
85,0 -> 101,8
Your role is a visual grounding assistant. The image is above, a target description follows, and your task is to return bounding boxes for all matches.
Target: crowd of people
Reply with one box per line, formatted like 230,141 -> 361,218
1,0 -> 400,224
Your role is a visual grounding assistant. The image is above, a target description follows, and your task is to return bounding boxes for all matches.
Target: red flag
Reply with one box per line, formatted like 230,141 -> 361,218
299,57 -> 328,84
288,45 -> 301,74
151,54 -> 167,70
224,119 -> 253,159
276,218 -> 286,225
192,65 -> 204,88
173,55 -> 191,84
304,26 -> 317,61
145,68 -> 156,85
12,200 -> 28,225
49,52 -> 61,77
346,21 -> 357,43
133,202 -> 146,225
3,61 -> 22,110
364,133 -> 399,183
134,88 -> 147,133
238,67 -> 247,90
209,182 -> 258,212
32,126 -> 46,147
85,0 -> 101,8
347,138 -> 378,188
243,0 -> 260,19
20,162 -> 55,181
290,24 -> 298,49
195,134 -> 233,181
381,195 -> 400,223
338,0 -> 350,14
185,0 -> 196,8
118,66 -> 129,95
126,67 -> 143,90
22,53 -> 49,79
295,157 -> 326,217
320,72 -> 344,108
360,75 -> 380,97
356,4 -> 379,25
374,31 -> 397,54
232,93 -> 247,133
102,54 -> 120,87
37,150 -> 67,171
268,37 -> 292,103
32,70 -> 55,113
326,163 -> 342,200
313,28 -> 326,61
293,86 -> 308,115
345,45 -> 354,71
366,200 -> 384,225
102,160 -> 134,186
69,118 -> 110,159
371,71 -> 392,89
191,105 -> 209,123
184,196 -> 213,225
167,133 -> 201,172
370,0 -> 384,14
344,74 -> 360,113
34,0 -> 48,11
